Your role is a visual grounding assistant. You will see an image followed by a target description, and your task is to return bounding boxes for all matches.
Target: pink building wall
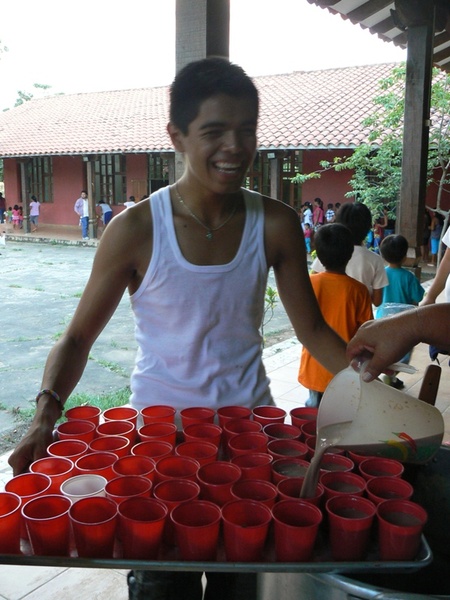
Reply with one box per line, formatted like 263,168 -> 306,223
302,149 -> 355,206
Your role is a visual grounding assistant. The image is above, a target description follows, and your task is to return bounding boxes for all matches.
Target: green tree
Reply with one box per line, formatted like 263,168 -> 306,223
14,83 -> 52,107
292,64 -> 450,226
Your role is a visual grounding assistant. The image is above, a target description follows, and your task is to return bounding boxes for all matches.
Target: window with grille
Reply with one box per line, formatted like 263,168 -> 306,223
93,155 -> 126,205
26,157 -> 53,202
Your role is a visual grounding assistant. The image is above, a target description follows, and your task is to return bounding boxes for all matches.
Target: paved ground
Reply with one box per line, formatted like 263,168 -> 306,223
0,237 -> 293,436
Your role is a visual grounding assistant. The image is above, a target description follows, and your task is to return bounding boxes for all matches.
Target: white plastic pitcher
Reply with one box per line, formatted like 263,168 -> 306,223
316,366 -> 445,464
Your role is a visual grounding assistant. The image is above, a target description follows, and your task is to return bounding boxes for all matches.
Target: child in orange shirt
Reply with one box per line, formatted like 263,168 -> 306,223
299,224 -> 373,407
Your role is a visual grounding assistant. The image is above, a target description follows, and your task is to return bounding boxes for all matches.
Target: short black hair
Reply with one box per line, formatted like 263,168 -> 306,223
314,224 -> 354,271
335,202 -> 372,245
380,234 -> 408,264
169,57 -> 259,134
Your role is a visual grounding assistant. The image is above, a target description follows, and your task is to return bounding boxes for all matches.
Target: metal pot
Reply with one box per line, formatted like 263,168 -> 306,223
257,446 -> 450,600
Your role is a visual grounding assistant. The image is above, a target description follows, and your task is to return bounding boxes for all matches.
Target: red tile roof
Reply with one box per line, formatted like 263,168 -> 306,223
0,63 -> 397,158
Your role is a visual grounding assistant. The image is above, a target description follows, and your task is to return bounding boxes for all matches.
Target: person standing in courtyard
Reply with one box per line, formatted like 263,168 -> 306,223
74,190 -> 90,240
29,195 -> 41,232
299,224 -> 373,407
9,58 -> 348,600
0,192 -> 5,224
376,234 -> 424,389
96,199 -> 113,229
310,202 -> 388,306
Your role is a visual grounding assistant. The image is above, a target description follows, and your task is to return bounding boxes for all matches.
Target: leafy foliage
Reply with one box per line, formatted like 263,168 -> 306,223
292,64 -> 450,220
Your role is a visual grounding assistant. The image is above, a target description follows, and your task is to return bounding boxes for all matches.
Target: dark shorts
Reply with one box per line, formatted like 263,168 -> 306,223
127,570 -> 257,600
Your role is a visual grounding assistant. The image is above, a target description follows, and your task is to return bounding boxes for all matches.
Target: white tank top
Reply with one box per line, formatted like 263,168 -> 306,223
129,186 -> 272,414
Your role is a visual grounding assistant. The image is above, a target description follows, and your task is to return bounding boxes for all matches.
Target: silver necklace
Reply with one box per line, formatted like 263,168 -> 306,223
174,184 -> 238,241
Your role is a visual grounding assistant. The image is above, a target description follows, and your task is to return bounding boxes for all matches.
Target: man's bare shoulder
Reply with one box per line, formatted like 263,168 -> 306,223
97,201 -> 152,267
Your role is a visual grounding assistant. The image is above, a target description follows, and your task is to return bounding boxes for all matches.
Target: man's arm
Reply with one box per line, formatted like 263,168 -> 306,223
421,246 -> 450,305
264,198 -> 348,376
9,205 -> 152,474
347,304 -> 450,382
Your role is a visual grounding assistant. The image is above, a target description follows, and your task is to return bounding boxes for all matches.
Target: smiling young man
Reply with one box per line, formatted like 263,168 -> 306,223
9,58 -> 347,599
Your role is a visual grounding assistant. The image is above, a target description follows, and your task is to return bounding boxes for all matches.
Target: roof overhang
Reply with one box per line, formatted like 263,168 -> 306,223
307,0 -> 450,73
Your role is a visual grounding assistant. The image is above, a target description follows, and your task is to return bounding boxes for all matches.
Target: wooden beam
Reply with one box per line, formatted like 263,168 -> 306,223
398,8 -> 435,255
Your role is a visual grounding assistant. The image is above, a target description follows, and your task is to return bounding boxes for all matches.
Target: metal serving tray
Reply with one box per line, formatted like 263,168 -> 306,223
0,534 -> 432,575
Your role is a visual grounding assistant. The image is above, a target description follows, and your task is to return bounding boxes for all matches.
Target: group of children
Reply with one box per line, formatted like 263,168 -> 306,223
299,202 -> 424,406
3,205 -> 23,228
300,200 -> 341,254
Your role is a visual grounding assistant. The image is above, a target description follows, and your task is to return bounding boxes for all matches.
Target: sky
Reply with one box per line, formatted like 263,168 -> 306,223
0,0 -> 406,111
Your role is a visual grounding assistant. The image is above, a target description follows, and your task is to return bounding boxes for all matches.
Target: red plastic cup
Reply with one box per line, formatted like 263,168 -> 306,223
231,479 -> 278,508
56,419 -> 96,443
347,450 -> 377,466
252,405 -> 286,426
222,419 -> 262,452
138,422 -> 177,447
326,495 -> 377,561
358,457 -> 405,481
74,451 -> 118,481
217,405 -> 252,427
22,495 -> 72,556
319,453 -> 354,473
263,423 -> 301,441
131,440 -> 174,462
222,499 -> 272,562
105,475 -> 152,504
65,404 -> 101,426
267,439 -> 309,461
89,435 -> 130,458
366,476 -> 414,506
272,499 -> 323,561
5,472 -> 52,539
118,497 -> 167,559
60,474 -> 107,503
183,423 -> 222,448
102,406 -> 139,427
153,478 -> 201,545
175,441 -> 219,466
69,496 -> 118,558
0,492 -> 21,554
377,499 -> 427,560
171,500 -> 221,561
180,407 -> 216,429
228,431 -> 268,458
320,471 -> 367,501
197,461 -> 242,506
300,420 -> 317,442
154,455 -> 200,483
271,458 -> 310,484
30,456 -> 75,494
289,407 -> 318,429
231,453 -> 273,481
277,477 -> 325,507
96,420 -> 136,445
47,439 -> 89,461
112,455 -> 156,482
140,404 -> 176,425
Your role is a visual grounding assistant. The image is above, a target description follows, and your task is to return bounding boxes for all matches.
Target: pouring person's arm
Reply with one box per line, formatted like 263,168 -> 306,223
347,304 -> 450,382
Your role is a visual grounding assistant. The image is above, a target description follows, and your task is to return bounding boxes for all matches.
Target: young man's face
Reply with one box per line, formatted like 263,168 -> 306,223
169,94 -> 258,196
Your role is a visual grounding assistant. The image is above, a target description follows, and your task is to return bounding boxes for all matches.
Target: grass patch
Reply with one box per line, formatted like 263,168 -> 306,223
95,359 -> 129,377
60,387 -> 131,422
8,284 -> 22,288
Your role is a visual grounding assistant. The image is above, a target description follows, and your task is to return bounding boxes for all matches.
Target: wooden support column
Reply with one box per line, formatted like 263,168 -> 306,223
269,157 -> 280,201
19,160 -> 30,233
86,160 -> 97,240
173,0 -> 230,181
397,0 -> 435,262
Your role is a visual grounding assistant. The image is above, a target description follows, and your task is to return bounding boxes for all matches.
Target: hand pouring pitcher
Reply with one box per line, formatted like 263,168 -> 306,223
316,365 -> 444,463
301,365 -> 444,498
